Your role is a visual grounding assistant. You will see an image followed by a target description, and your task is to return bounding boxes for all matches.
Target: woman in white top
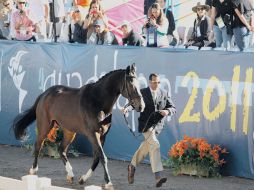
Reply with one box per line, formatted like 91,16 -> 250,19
144,3 -> 169,47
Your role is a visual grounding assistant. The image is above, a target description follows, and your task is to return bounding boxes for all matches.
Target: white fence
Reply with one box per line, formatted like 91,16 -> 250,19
0,175 -> 103,190
0,175 -> 76,190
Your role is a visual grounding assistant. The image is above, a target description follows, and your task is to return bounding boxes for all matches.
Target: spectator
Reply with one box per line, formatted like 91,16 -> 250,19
49,0 -> 65,23
232,0 -> 254,51
87,19 -> 118,45
185,2 -> 210,49
120,20 -> 143,46
155,0 -> 176,45
70,6 -> 87,43
26,0 -> 49,40
83,0 -> 108,40
210,0 -> 234,49
143,3 -> 169,47
12,0 -> 38,41
0,0 -> 14,39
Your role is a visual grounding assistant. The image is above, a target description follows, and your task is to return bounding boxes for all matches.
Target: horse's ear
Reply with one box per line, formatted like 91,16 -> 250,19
131,63 -> 136,73
126,63 -> 136,75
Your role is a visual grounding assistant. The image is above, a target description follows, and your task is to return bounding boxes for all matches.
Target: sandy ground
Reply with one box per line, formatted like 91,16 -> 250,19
1,145 -> 254,190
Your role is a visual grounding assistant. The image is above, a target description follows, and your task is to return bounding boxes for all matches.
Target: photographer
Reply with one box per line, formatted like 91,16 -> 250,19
232,0 -> 254,51
210,0 -> 234,49
12,0 -> 38,41
83,0 -> 108,40
0,0 -> 13,39
143,3 -> 169,47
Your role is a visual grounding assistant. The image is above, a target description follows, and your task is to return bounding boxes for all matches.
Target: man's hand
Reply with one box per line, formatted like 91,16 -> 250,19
121,107 -> 129,115
159,110 -> 169,116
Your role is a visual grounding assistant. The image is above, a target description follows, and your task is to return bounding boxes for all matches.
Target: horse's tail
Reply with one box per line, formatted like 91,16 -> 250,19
12,95 -> 41,140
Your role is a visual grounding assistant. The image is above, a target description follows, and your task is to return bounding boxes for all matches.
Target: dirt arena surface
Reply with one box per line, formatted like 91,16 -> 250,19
1,145 -> 254,190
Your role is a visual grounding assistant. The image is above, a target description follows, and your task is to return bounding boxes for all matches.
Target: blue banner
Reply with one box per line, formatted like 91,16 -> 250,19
0,40 -> 254,179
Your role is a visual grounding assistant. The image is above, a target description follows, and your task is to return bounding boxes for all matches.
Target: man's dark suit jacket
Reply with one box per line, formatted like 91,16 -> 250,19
138,87 -> 176,133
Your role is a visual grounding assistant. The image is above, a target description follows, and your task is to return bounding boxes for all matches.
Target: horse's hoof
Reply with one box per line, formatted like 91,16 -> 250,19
66,175 -> 74,183
79,177 -> 85,185
103,183 -> 114,190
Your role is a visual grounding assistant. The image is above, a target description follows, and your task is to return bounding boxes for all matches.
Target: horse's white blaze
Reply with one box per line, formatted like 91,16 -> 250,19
65,161 -> 74,177
29,165 -> 38,175
81,169 -> 93,182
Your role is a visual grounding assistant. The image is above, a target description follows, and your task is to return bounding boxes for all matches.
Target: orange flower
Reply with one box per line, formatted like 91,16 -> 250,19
221,148 -> 228,154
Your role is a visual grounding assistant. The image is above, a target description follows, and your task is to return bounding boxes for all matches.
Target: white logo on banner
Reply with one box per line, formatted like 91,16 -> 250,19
8,51 -> 28,113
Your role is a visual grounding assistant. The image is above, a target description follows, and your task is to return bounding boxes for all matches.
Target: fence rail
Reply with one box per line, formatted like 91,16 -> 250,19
0,175 -> 76,190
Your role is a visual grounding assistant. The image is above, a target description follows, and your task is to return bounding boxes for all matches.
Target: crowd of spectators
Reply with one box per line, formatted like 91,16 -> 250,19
0,0 -> 254,51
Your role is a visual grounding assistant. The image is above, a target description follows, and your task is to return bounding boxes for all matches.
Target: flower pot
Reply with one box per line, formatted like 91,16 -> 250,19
177,164 -> 209,177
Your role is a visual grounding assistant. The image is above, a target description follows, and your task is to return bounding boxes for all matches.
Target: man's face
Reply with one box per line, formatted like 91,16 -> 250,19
17,0 -> 26,11
94,25 -> 103,33
149,76 -> 160,91
121,25 -> 129,36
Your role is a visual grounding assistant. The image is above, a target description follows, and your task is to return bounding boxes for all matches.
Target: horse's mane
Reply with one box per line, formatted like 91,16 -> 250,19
95,69 -> 125,85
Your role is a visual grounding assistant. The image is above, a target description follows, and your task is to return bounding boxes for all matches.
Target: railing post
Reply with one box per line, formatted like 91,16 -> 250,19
37,177 -> 51,190
21,175 -> 38,190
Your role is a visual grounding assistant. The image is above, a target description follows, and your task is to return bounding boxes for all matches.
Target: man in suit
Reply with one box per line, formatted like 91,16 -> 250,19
123,73 -> 176,188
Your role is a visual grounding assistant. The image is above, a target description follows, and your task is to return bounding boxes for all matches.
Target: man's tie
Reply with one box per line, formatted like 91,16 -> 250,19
152,91 -> 156,102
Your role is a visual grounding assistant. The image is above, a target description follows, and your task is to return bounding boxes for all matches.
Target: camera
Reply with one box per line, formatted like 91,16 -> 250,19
19,10 -> 23,14
223,14 -> 231,26
223,14 -> 233,35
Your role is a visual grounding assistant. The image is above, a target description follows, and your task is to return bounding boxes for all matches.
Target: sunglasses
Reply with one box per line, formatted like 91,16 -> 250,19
197,8 -> 204,11
74,10 -> 80,13
18,2 -> 26,4
150,81 -> 160,84
4,3 -> 10,6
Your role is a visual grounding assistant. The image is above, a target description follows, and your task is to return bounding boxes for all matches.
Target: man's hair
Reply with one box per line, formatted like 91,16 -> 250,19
149,73 -> 159,81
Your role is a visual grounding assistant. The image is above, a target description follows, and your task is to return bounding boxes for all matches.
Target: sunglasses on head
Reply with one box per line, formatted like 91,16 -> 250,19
4,3 -> 10,6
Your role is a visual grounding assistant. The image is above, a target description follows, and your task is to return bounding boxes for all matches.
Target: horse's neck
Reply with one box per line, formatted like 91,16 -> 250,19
95,71 -> 124,113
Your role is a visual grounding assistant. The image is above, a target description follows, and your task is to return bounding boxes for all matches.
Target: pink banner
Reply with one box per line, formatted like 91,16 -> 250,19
105,0 -> 145,44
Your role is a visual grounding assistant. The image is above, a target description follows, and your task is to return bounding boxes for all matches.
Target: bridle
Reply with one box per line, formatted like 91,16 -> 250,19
120,72 -> 143,137
121,72 -> 142,109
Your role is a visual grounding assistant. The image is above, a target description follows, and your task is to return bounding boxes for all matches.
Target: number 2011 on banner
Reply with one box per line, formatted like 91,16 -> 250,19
178,66 -> 253,135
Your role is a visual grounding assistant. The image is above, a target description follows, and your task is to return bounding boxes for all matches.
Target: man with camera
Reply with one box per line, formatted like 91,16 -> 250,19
12,0 -> 38,41
210,0 -> 234,49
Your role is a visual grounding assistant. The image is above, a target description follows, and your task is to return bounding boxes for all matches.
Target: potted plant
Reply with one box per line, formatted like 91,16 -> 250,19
168,135 -> 228,177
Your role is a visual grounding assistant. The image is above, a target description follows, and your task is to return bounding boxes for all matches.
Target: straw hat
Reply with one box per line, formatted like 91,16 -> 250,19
192,2 -> 209,13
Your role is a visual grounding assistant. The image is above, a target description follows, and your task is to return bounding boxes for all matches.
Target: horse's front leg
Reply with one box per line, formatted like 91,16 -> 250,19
79,154 -> 99,184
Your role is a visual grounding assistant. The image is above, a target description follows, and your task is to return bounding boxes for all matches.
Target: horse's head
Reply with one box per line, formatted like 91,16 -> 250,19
121,63 -> 145,112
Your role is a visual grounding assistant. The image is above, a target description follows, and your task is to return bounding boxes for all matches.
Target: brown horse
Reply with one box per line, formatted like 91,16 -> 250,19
12,63 -> 145,189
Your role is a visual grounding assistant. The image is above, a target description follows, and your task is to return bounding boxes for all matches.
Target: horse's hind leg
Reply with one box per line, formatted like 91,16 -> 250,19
58,128 -> 76,183
29,119 -> 52,175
